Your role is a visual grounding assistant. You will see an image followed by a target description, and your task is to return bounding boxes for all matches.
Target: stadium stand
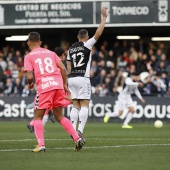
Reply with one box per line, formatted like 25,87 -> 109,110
0,39 -> 170,97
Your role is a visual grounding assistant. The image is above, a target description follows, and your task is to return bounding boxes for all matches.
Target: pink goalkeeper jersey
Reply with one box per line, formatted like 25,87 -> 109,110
24,47 -> 63,94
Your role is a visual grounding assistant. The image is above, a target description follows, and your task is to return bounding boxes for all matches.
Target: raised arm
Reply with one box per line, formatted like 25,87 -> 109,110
94,7 -> 107,41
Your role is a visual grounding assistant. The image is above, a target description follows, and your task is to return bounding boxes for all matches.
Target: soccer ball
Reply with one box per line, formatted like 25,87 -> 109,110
154,120 -> 163,128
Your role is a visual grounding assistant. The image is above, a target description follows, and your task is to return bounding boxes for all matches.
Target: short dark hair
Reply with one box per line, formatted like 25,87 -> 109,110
78,29 -> 88,39
155,72 -> 161,77
54,47 -> 64,57
28,32 -> 40,42
130,72 -> 138,76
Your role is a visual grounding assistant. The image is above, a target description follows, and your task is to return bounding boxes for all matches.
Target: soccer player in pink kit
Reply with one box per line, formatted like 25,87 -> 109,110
27,47 -> 71,132
24,32 -> 85,152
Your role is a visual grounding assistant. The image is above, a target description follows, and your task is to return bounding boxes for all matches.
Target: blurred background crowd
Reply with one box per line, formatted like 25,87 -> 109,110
0,39 -> 170,97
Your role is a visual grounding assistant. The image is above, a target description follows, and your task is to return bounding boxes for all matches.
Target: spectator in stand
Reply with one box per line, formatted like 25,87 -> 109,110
161,72 -> 169,93
109,86 -> 119,96
155,61 -> 167,75
21,71 -> 27,87
11,64 -> 19,79
112,41 -> 120,56
117,54 -> 127,71
106,50 -> 116,64
146,55 -> 157,70
166,64 -> 170,79
108,70 -> 116,88
155,48 -> 162,60
7,60 -> 14,73
0,56 -> 7,72
3,77 -> 14,96
148,42 -> 156,51
102,40 -> 109,50
97,60 -> 109,74
136,39 -> 147,54
128,53 -> 136,67
91,60 -> 98,76
153,73 -> 166,96
155,54 -> 169,69
121,40 -> 129,54
0,65 -> 3,82
136,53 -> 148,73
90,70 -> 97,87
106,61 -> 115,75
6,52 -> 13,62
148,48 -> 155,60
91,46 -> 99,61
20,42 -> 28,56
143,76 -> 157,96
2,45 -> 10,57
0,81 -> 3,96
159,42 -> 167,54
13,50 -> 22,64
99,83 -> 108,97
1,38 -> 170,97
130,46 -> 138,61
21,84 -> 30,97
129,64 -> 137,75
148,68 -> 156,82
95,69 -> 107,86
13,77 -> 23,96
114,70 -> 125,92
94,85 -> 100,96
100,44 -> 108,57
123,51 -> 130,63
17,56 -> 24,67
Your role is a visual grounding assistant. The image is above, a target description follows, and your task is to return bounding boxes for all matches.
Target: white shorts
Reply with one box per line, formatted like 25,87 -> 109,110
118,96 -> 134,111
68,77 -> 91,99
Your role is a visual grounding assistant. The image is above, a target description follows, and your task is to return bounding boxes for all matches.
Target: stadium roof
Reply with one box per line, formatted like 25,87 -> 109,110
0,0 -> 145,1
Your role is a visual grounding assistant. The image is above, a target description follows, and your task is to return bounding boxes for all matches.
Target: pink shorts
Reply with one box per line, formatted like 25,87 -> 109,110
63,99 -> 71,108
34,89 -> 65,110
44,109 -> 49,115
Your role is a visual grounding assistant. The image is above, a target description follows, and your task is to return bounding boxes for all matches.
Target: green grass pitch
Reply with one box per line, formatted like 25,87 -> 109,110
0,121 -> 170,170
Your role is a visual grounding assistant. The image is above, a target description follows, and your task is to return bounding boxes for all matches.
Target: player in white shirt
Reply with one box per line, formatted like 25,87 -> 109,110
104,74 -> 145,128
67,7 -> 107,137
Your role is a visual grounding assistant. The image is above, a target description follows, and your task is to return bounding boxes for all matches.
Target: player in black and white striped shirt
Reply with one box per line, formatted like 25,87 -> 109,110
67,7 -> 107,137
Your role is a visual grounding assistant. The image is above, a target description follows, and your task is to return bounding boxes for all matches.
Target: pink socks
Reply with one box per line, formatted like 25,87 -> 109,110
30,119 -> 34,126
60,117 -> 79,142
34,120 -> 44,147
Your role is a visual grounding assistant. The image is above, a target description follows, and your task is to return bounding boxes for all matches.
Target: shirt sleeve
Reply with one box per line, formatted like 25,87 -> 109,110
134,87 -> 142,99
24,55 -> 33,71
84,37 -> 97,50
125,77 -> 139,86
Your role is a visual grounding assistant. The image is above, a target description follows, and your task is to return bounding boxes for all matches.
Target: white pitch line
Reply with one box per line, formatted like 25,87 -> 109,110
0,139 -> 71,142
91,138 -> 170,141
0,138 -> 169,142
0,143 -> 170,152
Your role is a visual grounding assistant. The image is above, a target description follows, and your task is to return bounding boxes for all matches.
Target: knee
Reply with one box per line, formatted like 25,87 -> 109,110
129,109 -> 135,114
119,111 -> 123,116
